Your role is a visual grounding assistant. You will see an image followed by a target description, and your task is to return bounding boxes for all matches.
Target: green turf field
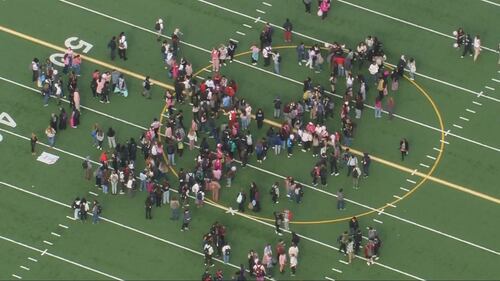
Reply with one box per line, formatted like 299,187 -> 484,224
0,0 -> 499,280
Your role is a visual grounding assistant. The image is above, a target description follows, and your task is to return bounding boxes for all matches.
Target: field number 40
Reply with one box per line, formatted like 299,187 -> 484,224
0,112 -> 17,143
49,37 -> 94,67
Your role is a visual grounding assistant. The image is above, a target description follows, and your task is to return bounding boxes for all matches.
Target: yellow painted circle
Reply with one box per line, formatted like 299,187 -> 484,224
161,45 -> 446,224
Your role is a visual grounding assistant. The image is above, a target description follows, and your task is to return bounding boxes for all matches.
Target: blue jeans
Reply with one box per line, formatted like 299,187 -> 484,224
140,180 -> 146,191
47,136 -> 55,147
168,153 -> 175,166
337,199 -> 345,210
223,254 -> 230,263
374,108 -> 382,118
162,190 -> 170,204
274,63 -> 280,74
92,212 -> 100,224
43,93 -> 50,106
73,64 -> 81,76
171,208 -> 180,220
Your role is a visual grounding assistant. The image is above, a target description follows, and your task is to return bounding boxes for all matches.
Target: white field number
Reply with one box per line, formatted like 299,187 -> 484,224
0,112 -> 17,142
49,37 -> 94,67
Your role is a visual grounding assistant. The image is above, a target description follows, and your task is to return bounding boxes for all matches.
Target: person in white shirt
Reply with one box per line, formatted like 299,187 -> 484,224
288,244 -> 299,276
473,35 -> 481,62
368,61 -> 379,85
222,243 -> 231,263
118,32 -> 128,60
155,18 -> 164,41
407,58 -> 417,81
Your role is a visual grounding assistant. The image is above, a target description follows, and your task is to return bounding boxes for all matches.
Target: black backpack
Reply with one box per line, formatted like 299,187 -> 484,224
155,22 -> 161,31
82,160 -> 88,169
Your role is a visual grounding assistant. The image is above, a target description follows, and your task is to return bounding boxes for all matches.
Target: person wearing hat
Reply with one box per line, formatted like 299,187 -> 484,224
155,18 -> 164,41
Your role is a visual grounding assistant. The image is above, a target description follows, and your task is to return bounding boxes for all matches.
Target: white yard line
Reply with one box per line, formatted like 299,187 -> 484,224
195,0 -> 500,104
54,2 -> 500,153
466,109 -> 476,114
338,259 -> 349,265
331,268 -> 343,274
243,24 -> 252,28
426,155 -> 437,160
336,0 -> 499,54
256,9 -> 266,14
419,163 -> 430,168
373,219 -> 384,224
262,2 -> 272,7
480,0 -> 500,7
27,257 -> 38,262
406,179 -> 417,184
452,124 -> 463,129
12,274 -> 22,279
400,187 -> 410,192
19,266 -> 30,271
43,240 -> 53,246
325,277 -> 335,281
433,147 -> 442,152
459,116 -> 469,121
51,232 -> 61,238
2,127 -> 497,258
472,101 -> 482,106
0,235 -> 124,280
485,86 -> 495,91
492,78 -> 500,83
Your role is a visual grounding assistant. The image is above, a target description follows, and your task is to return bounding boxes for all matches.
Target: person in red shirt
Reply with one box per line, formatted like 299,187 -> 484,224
99,151 -> 108,164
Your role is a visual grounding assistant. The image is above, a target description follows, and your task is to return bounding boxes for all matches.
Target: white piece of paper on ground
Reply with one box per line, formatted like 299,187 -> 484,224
37,151 -> 59,165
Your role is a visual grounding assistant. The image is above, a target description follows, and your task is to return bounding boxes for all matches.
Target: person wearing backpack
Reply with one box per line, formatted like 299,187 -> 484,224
352,166 -> 362,189
222,243 -> 231,264
154,18 -> 164,41
92,200 -> 101,224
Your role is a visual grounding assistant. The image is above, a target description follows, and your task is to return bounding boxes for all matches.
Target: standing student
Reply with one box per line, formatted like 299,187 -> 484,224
274,211 -> 284,236
31,58 -> 40,87
211,47 -> 220,72
352,166 -> 361,189
282,18 -> 293,42
386,97 -> 395,120
83,156 -> 93,180
347,239 -> 354,264
145,196 -> 153,219
407,58 -> 416,80
222,243 -> 231,264
45,125 -> 56,147
107,127 -> 116,149
399,138 -> 409,161
107,36 -> 117,60
250,44 -> 260,65
170,196 -> 180,220
181,208 -> 191,231
303,0 -> 312,13
256,108 -> 265,129
155,18 -> 164,41
118,32 -> 128,60
30,133 -> 38,155
92,200 -> 101,224
473,35 -> 481,62
288,243 -> 299,276
272,51 -> 281,74
142,76 -> 153,99
461,34 -> 473,58
336,188 -> 345,210
374,97 -> 382,118
110,170 -> 119,194
263,46 -> 272,67
362,152 -> 371,177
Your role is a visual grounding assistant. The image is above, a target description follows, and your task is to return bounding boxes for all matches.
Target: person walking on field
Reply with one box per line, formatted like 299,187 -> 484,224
45,125 -> 56,147
400,138 -> 409,161
211,47 -> 220,72
347,238 -> 355,264
283,18 -> 293,43
336,188 -> 345,210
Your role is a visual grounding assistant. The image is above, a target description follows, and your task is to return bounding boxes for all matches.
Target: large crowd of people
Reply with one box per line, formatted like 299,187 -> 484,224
31,1 -> 482,277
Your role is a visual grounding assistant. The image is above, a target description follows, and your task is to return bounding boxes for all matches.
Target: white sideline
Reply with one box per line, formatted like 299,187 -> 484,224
0,235 -> 123,280
1,79 -> 498,256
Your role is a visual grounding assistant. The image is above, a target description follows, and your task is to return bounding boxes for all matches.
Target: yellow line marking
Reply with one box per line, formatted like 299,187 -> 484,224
2,25 -> 496,226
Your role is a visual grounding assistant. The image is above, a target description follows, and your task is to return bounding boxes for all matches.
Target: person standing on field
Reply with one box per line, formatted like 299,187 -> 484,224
107,127 -> 116,149
155,18 -> 164,41
473,35 -> 481,62
30,133 -> 38,156
347,238 -> 354,264
400,138 -> 409,161
107,36 -> 117,60
336,188 -> 345,210
145,196 -> 153,219
181,208 -> 191,231
142,76 -> 154,99
83,156 -> 92,180
118,32 -> 128,60
282,18 -> 293,43
45,125 -> 56,147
